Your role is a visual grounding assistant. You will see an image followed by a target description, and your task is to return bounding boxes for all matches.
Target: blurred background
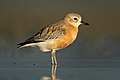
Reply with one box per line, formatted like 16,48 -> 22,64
0,0 -> 120,80
0,0 -> 120,60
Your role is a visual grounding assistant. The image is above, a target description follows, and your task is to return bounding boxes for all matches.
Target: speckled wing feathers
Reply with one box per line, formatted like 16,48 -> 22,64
18,21 -> 66,46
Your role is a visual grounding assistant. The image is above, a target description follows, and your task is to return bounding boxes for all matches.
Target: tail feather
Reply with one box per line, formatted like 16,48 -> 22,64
17,40 -> 43,48
17,41 -> 30,48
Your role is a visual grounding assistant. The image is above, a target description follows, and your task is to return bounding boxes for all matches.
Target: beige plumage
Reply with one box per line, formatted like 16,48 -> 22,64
18,13 -> 89,65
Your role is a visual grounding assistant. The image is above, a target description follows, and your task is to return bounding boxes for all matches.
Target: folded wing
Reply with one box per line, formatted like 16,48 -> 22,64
18,21 -> 66,47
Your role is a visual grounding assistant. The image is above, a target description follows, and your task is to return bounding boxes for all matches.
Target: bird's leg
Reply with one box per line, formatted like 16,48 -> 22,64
51,50 -> 57,65
53,53 -> 57,65
51,65 -> 57,80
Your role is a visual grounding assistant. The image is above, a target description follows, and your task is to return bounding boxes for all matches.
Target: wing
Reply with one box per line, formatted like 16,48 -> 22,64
28,22 -> 66,41
18,21 -> 66,47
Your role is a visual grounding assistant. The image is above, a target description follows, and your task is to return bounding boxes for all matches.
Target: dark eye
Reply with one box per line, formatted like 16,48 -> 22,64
73,18 -> 78,20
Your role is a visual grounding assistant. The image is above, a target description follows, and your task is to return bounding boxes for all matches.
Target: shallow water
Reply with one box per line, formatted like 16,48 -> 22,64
0,59 -> 120,80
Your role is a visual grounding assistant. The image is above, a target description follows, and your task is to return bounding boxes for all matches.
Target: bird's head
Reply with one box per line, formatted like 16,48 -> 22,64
64,13 -> 89,27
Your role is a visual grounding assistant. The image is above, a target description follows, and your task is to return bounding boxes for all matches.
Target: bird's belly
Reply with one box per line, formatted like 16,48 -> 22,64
49,27 -> 78,50
50,33 -> 77,50
54,38 -> 74,50
36,34 -> 77,52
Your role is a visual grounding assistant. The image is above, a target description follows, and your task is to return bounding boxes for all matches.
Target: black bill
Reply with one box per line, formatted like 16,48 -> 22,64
81,21 -> 89,25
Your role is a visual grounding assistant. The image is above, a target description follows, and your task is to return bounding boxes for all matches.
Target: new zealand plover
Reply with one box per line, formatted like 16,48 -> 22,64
18,13 -> 89,65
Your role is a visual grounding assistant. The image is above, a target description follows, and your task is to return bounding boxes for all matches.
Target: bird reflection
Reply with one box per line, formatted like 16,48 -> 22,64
40,65 -> 60,80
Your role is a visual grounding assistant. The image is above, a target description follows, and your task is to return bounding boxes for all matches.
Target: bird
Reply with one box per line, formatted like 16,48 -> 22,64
17,12 -> 89,65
